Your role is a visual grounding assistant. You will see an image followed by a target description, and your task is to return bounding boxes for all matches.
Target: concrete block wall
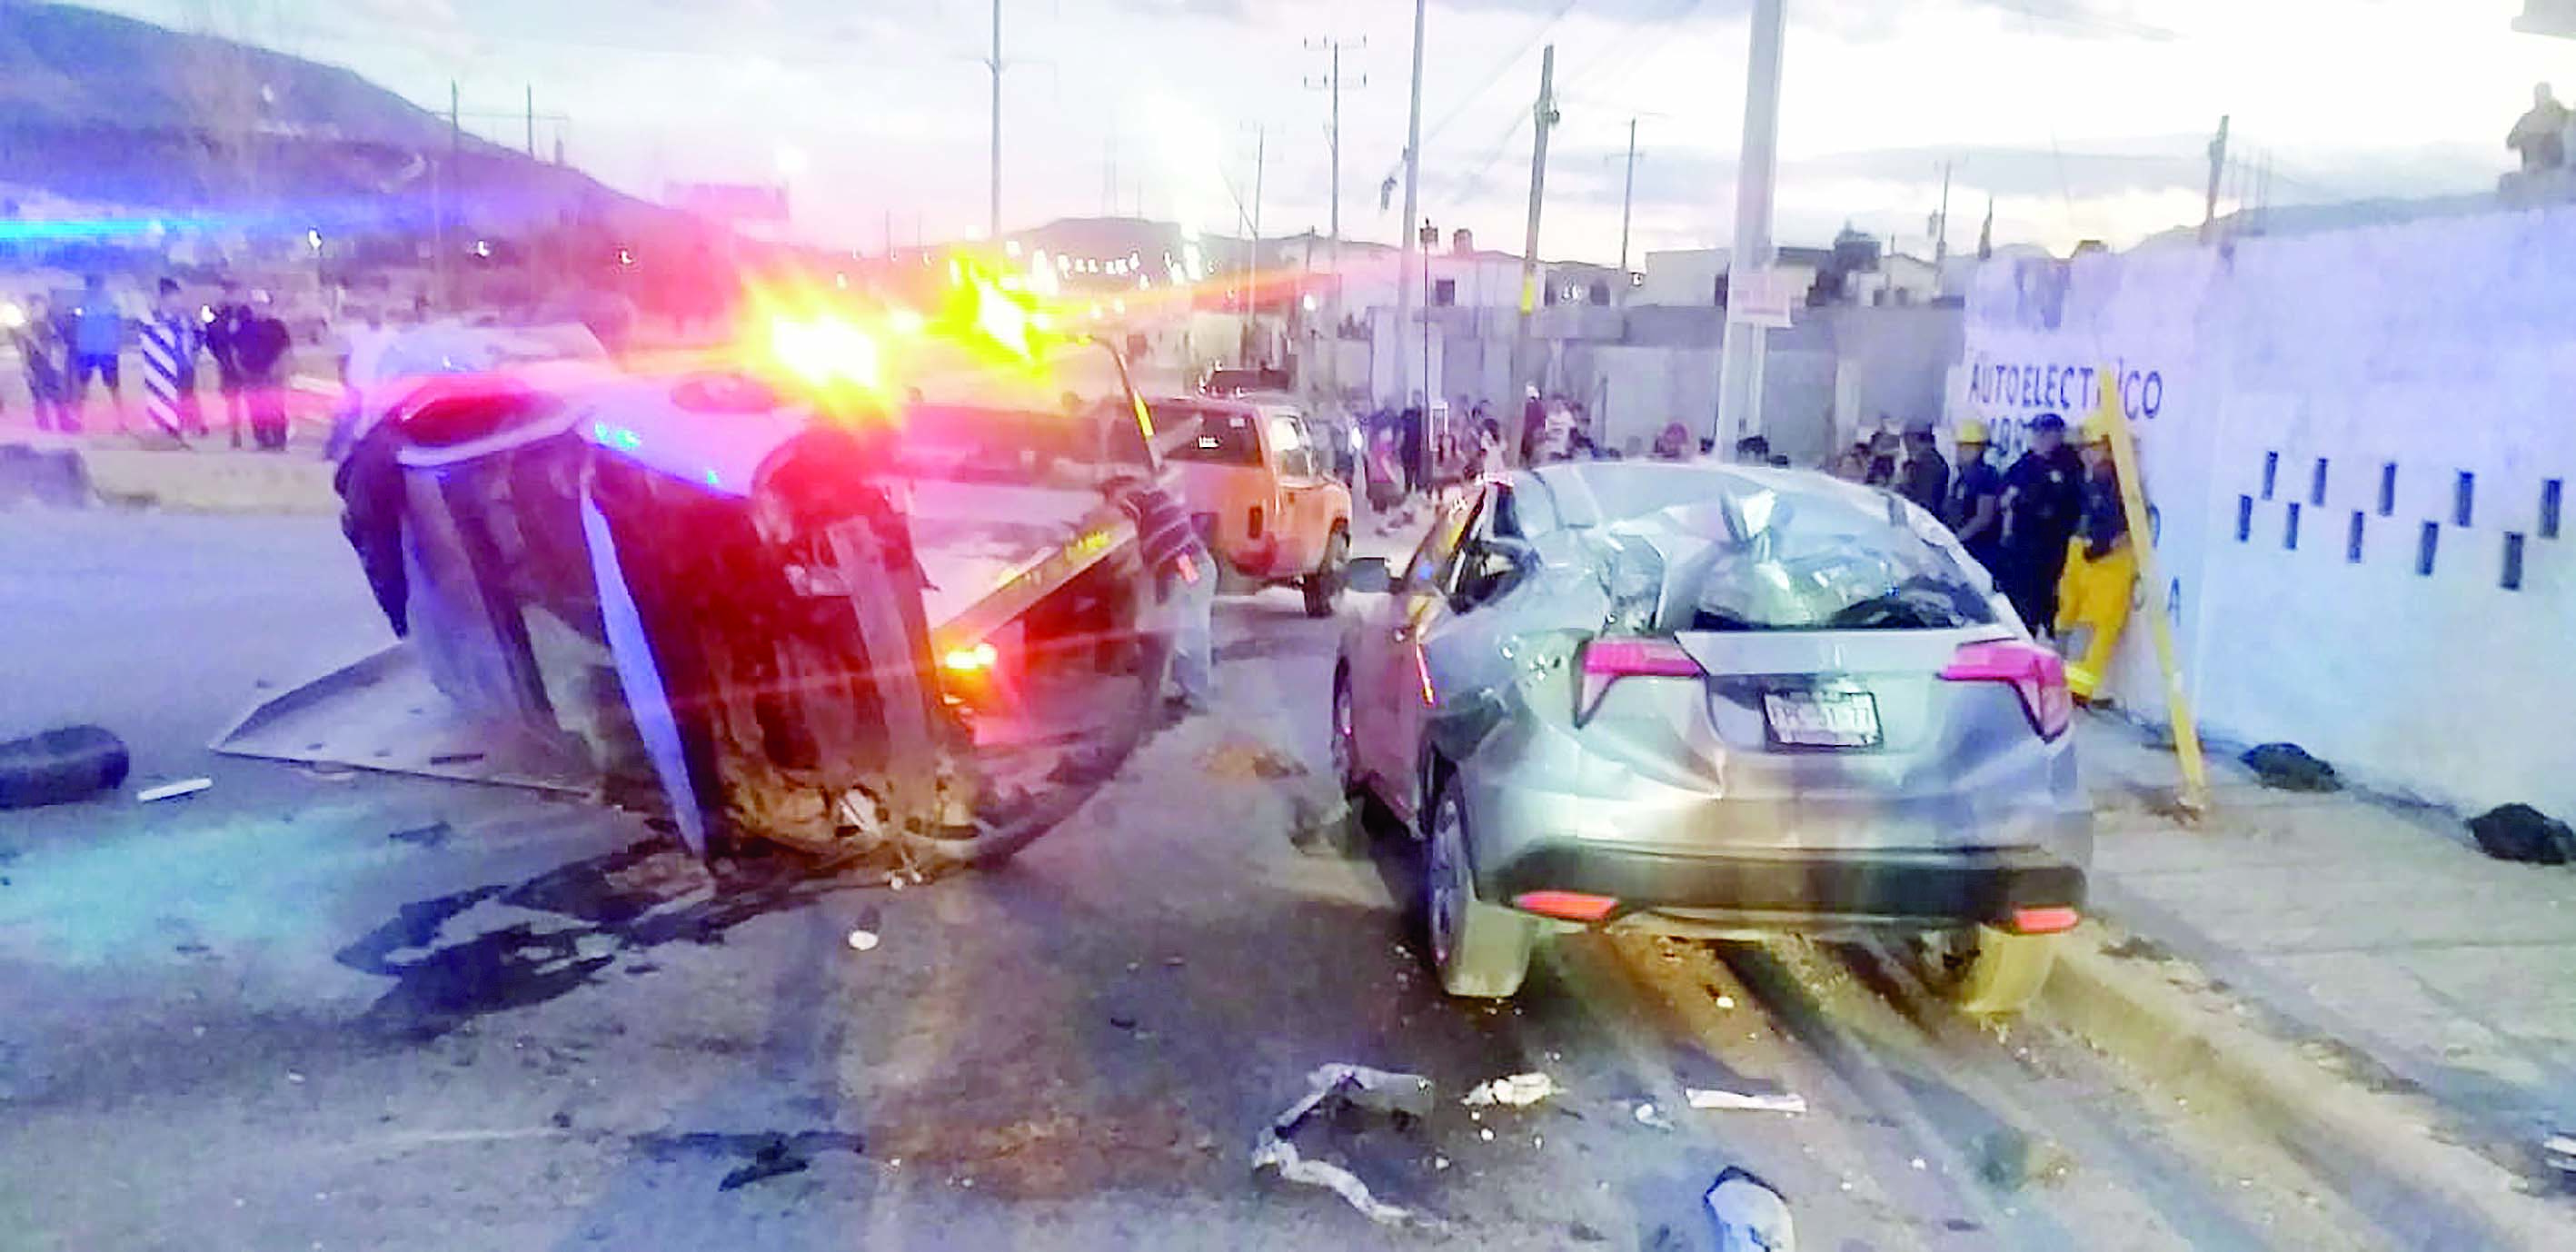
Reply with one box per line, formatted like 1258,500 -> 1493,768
1956,207 -> 2576,816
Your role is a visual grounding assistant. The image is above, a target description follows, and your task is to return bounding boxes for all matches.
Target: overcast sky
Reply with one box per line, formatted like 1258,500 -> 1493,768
102,1 -> 2562,259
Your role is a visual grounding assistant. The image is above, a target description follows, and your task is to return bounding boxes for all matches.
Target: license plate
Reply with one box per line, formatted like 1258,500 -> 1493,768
1762,690 -> 1881,749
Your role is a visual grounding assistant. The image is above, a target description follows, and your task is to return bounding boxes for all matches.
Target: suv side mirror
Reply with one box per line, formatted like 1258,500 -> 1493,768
1345,556 -> 1394,593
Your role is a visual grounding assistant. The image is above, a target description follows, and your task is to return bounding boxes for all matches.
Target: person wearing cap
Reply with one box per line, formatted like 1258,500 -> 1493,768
2054,415 -> 2137,701
1999,412 -> 2084,631
1896,422 -> 1949,514
1944,417 -> 2006,576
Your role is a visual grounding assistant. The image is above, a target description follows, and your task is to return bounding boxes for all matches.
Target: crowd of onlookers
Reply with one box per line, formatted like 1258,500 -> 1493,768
1328,387 -> 2138,691
3,273 -> 300,449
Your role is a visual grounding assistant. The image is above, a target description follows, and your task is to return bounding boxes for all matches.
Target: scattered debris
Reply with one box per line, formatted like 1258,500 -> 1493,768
846,904 -> 884,952
1686,1087 -> 1806,1115
719,1138 -> 812,1191
1974,1127 -> 2074,1192
1633,1102 -> 1674,1131
1569,1218 -> 1608,1242
136,777 -> 214,803
1198,740 -> 1308,781
0,725 -> 131,810
1109,1011 -> 1139,1030
1462,1072 -> 1558,1108
1250,1064 -> 1436,1228
388,822 -> 453,849
2469,804 -> 2576,866
2242,742 -> 2340,792
1704,1167 -> 1795,1252
2542,1131 -> 2576,1176
427,751 -> 487,767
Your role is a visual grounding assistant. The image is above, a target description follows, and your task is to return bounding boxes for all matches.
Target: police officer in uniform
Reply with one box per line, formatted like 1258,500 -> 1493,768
1999,412 -> 2084,632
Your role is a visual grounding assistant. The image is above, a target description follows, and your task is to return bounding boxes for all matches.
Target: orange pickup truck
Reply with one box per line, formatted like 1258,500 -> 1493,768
1149,394 -> 1353,617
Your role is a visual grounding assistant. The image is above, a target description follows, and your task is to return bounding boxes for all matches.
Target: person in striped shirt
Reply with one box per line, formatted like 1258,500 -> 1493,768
1108,472 -> 1216,714
137,279 -> 207,441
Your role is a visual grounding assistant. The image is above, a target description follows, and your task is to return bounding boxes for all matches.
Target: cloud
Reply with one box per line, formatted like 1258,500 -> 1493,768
1109,0 -> 1258,17
1429,0 -> 2175,41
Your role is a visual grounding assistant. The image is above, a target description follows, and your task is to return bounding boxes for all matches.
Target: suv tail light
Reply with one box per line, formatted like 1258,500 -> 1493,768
1576,636 -> 1704,723
1940,640 -> 2073,740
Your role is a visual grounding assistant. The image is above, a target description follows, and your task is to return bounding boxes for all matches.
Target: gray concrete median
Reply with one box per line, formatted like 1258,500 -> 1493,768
1,444 -> 340,513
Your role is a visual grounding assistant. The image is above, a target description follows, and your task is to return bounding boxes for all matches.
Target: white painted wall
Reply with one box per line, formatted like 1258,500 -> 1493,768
1954,208 -> 2576,816
1635,248 -> 1822,310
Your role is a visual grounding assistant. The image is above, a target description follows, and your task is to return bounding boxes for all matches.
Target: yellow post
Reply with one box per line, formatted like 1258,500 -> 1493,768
2096,364 -> 2210,811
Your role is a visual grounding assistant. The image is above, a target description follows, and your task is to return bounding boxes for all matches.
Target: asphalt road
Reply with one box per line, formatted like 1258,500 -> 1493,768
0,509 -> 2396,1250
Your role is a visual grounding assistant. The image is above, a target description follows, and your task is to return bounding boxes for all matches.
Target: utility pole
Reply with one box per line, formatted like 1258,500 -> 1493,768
1934,159 -> 1952,264
1714,0 -> 1786,456
1397,0 -> 1427,416
1103,128 -> 1116,216
1616,117 -> 1639,280
437,80 -> 458,311
525,84 -> 535,158
1305,36 -> 1364,405
988,0 -> 1004,239
2201,114 -> 2230,243
1511,45 -> 1558,401
1250,124 -> 1265,251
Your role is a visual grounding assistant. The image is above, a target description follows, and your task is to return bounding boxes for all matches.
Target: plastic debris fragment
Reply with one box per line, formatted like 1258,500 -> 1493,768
1687,1088 -> 1806,1115
1462,1072 -> 1557,1108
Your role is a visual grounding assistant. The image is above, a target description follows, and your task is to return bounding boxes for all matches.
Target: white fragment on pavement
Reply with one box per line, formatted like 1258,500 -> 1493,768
846,929 -> 880,951
1252,1139 -> 1411,1226
1686,1088 -> 1806,1115
1706,1167 -> 1795,1252
1634,1102 -> 1674,1130
1434,1155 -> 1450,1170
1250,1064 -> 1436,1228
136,778 -> 214,802
2544,1132 -> 2576,1172
1462,1072 -> 1558,1108
1715,995 -> 1736,1009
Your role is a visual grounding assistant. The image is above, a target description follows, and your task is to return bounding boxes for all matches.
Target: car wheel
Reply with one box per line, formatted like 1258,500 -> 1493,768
1328,664 -> 1358,795
1424,774 -> 1535,999
1301,527 -> 1348,618
1935,926 -> 2060,1016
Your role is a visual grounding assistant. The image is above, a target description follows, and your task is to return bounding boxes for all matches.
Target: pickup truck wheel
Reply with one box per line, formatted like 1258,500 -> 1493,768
1935,926 -> 2060,1017
1424,775 -> 1535,999
1301,528 -> 1348,618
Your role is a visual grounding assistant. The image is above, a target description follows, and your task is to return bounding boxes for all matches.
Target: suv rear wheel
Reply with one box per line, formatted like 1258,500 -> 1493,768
1424,774 -> 1535,999
1934,925 -> 2059,1016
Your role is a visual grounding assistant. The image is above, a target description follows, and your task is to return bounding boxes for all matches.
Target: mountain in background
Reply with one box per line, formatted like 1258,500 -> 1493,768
0,1 -> 679,242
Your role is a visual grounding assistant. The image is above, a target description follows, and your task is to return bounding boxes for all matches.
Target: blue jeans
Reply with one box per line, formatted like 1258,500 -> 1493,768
1165,547 -> 1217,706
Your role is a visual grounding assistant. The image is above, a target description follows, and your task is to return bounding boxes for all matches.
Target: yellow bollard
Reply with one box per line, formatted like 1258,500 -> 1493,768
2095,364 -> 2209,812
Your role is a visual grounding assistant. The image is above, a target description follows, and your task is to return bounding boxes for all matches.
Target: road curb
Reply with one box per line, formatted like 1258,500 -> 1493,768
75,448 -> 338,513
2039,925 -> 2571,1247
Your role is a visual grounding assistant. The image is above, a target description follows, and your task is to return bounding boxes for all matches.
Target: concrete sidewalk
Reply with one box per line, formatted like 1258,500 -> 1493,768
2074,711 -> 2576,1171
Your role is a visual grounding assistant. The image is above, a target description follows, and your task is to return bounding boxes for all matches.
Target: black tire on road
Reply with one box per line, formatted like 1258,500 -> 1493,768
1424,772 -> 1536,999
1302,527 -> 1348,618
1936,925 -> 2060,1016
0,725 -> 131,810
